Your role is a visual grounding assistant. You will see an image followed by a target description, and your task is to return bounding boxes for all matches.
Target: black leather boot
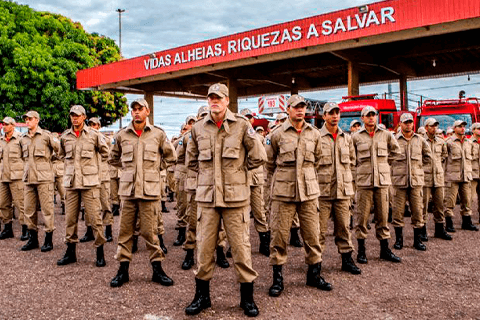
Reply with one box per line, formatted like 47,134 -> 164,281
173,227 -> 186,246
185,278 -> 211,315
289,228 -> 303,247
357,239 -> 368,264
393,227 -> 403,250
216,246 -> 230,268
0,222 -> 14,240
258,231 -> 270,257
105,225 -> 113,242
434,223 -> 453,240
151,261 -> 174,286
240,282 -> 259,317
57,243 -> 77,265
379,239 -> 401,263
306,263 -> 332,291
268,265 -> 284,297
20,225 -> 28,241
182,249 -> 195,270
445,216 -> 456,233
420,224 -> 428,242
161,201 -> 169,213
79,226 -> 94,243
21,229 -> 39,251
110,261 -> 129,287
96,245 -> 106,267
461,215 -> 479,231
40,232 -> 53,252
112,204 -> 120,216
132,235 -> 138,253
158,234 -> 168,254
413,228 -> 427,251
341,252 -> 361,275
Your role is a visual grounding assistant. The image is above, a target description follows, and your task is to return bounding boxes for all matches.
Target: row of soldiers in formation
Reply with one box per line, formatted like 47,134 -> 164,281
0,83 -> 479,317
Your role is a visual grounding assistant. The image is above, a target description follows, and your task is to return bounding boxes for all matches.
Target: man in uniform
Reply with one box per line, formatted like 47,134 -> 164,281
349,119 -> 362,229
20,110 -> 58,252
444,120 -> 478,232
317,103 -> 361,274
0,117 -> 26,240
184,83 -> 264,317
352,106 -> 401,264
422,118 -> 452,240
109,98 -> 176,288
390,113 -> 431,251
469,122 -> 480,224
266,94 -> 332,299
349,119 -> 361,133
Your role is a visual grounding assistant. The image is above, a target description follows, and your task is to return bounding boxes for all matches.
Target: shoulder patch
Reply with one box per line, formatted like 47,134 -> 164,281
266,139 -> 271,145
178,140 -> 183,145
247,127 -> 256,137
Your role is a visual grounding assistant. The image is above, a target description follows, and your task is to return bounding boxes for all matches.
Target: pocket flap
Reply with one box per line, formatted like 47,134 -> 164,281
120,171 -> 135,182
83,165 -> 98,175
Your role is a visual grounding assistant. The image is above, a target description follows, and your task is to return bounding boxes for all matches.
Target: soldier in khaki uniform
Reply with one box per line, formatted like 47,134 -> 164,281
52,132 -> 66,215
185,84 -> 263,317
56,106 -> 108,267
109,98 -> 176,288
265,94 -> 332,299
469,122 -> 480,224
390,113 -> 431,251
349,119 -> 362,230
352,106 -> 401,264
317,103 -> 360,275
444,120 -> 478,232
20,111 -> 59,252
422,118 -> 452,240
0,117 -> 26,240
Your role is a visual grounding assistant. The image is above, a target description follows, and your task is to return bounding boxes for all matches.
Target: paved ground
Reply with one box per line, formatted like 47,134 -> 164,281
1,200 -> 480,320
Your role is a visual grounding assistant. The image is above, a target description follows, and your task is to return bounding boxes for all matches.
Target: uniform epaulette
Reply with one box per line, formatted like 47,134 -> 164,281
154,125 -> 166,132
235,114 -> 250,122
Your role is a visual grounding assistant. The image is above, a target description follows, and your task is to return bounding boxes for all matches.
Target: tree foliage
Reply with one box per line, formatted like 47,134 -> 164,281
0,1 -> 128,132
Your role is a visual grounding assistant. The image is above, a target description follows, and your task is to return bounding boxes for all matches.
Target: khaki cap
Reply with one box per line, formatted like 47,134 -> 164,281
197,105 -> 209,117
2,117 -> 15,125
276,113 -> 288,120
185,115 -> 196,124
23,110 -> 40,120
453,120 -> 467,128
400,113 -> 414,123
255,126 -> 265,132
361,106 -> 377,117
350,119 -> 361,128
471,122 -> 480,130
89,117 -> 100,125
180,123 -> 186,131
70,105 -> 86,115
287,94 -> 307,108
268,121 -> 276,129
240,108 -> 253,117
447,127 -> 454,134
322,102 -> 340,115
130,98 -> 149,110
207,83 -> 228,98
424,118 -> 439,127
417,127 -> 426,134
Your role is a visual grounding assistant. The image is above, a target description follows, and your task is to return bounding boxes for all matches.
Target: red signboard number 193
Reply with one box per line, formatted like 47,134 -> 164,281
267,99 -> 276,108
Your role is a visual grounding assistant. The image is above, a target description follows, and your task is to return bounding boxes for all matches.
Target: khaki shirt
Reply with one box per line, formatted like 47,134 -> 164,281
265,118 -> 321,202
174,131 -> 189,178
108,120 -> 177,200
445,134 -> 473,183
0,131 -> 24,182
248,134 -> 265,187
186,109 -> 266,208
352,126 -> 400,188
391,132 -> 431,188
97,131 -> 111,182
20,127 -> 59,185
59,126 -> 109,189
316,125 -> 355,200
469,135 -> 480,180
423,134 -> 447,187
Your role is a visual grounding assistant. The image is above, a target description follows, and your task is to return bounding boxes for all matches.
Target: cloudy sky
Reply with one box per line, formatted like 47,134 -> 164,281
17,0 -> 480,136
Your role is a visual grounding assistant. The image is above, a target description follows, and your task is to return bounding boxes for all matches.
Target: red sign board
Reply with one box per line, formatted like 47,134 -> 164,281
77,0 -> 480,89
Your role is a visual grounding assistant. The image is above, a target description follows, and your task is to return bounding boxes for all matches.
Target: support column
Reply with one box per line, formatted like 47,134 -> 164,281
144,91 -> 154,125
348,61 -> 359,97
399,75 -> 408,111
227,78 -> 238,113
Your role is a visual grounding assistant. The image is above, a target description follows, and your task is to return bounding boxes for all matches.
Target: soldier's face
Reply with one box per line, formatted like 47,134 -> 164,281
361,112 -> 377,127
207,94 -> 229,116
425,124 -> 437,136
131,104 -> 150,123
323,109 -> 340,126
2,123 -> 14,135
70,113 -> 86,127
287,103 -> 306,122
454,125 -> 466,136
25,116 -> 39,130
401,120 -> 414,133
350,123 -> 361,132
90,123 -> 100,130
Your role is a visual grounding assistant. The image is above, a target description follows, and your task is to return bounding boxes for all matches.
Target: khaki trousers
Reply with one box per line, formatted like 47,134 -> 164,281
318,199 -> 354,254
116,199 -> 164,262
110,178 -> 120,205
250,185 -> 269,233
423,186 -> 445,223
175,174 -> 188,229
54,175 -> 65,204
444,182 -> 472,217
195,206 -> 257,283
392,187 -> 424,228
270,199 -> 322,266
167,171 -> 176,192
471,180 -> 480,215
24,183 -> 55,232
100,181 -> 113,226
0,180 -> 25,224
156,201 -> 164,235
355,188 -> 391,240
65,188 -> 106,247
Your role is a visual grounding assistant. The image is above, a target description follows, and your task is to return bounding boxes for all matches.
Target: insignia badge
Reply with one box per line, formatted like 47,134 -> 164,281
266,139 -> 271,145
248,127 -> 256,136
178,140 -> 183,145
213,84 -> 219,90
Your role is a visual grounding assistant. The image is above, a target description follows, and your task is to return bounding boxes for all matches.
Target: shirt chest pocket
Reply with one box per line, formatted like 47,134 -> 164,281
222,136 -> 241,160
81,145 -> 95,159
279,142 -> 296,163
434,144 -> 443,156
357,142 -> 370,159
451,145 -> 462,160
340,146 -> 350,164
144,143 -> 158,161
377,142 -> 388,157
122,144 -> 134,162
411,145 -> 423,161
65,143 -> 74,159
22,143 -> 29,158
319,142 -> 332,165
34,143 -> 46,157
304,140 -> 316,163
198,137 -> 212,161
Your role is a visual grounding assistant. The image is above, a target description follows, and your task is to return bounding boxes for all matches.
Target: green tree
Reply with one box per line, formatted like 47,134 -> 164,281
0,1 -> 128,132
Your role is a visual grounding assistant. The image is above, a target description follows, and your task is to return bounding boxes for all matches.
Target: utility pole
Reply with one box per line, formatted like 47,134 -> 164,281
116,8 -> 125,129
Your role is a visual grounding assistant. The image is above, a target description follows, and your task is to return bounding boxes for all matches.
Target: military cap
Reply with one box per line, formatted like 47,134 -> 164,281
89,117 -> 101,125
23,110 -> 40,120
240,108 -> 253,117
207,83 -> 228,98
424,118 -> 439,127
1,117 -> 15,125
130,98 -> 149,110
287,94 -> 307,108
453,120 -> 467,128
276,113 -> 288,121
322,102 -> 340,115
255,126 -> 265,132
471,122 -> 480,130
400,113 -> 414,123
350,119 -> 361,128
185,115 -> 196,124
361,106 -> 377,117
197,105 -> 209,118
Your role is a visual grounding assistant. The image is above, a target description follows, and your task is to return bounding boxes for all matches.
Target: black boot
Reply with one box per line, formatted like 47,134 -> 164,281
173,227 -> 186,246
79,226 -> 95,243
341,252 -> 361,275
306,263 -> 332,291
21,229 -> 39,251
0,222 -> 14,240
379,239 -> 401,263
393,227 -> 403,250
61,202 -> 65,215
40,232 -> 53,252
110,261 -> 129,287
161,201 -> 169,213
240,282 -> 259,317
105,225 -> 113,242
289,228 -> 303,247
434,223 -> 453,240
461,215 -> 479,231
216,246 -> 230,268
81,207 -> 85,221
151,261 -> 174,286
57,243 -> 77,265
96,245 -> 106,267
112,204 -> 120,216
356,239 -> 368,264
226,246 -> 232,258
182,249 -> 195,270
413,228 -> 427,251
158,234 -> 168,254
132,235 -> 138,253
258,231 -> 270,257
20,225 -> 28,241
269,265 -> 284,297
388,207 -> 393,223
404,204 -> 411,217
420,225 -> 428,242
185,278 -> 211,315
445,216 -> 456,233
